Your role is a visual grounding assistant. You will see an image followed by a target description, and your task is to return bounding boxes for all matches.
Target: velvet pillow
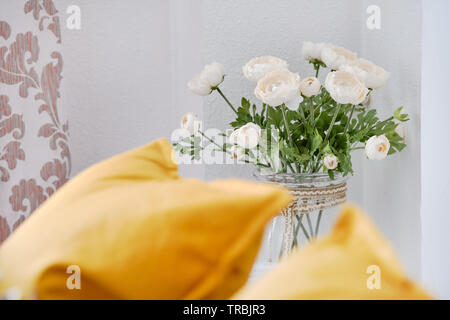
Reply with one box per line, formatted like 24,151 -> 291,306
235,205 -> 432,300
0,138 -> 291,299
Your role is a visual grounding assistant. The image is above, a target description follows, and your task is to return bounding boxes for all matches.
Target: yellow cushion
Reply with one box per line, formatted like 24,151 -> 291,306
0,138 -> 291,300
236,205 -> 432,300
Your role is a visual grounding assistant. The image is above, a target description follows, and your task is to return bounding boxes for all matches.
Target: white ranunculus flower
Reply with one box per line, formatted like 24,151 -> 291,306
234,122 -> 261,149
229,128 -> 240,144
324,71 -> 369,105
180,112 -> 200,134
365,135 -> 390,160
243,56 -> 288,82
187,74 -> 212,96
321,44 -> 357,70
201,62 -> 225,87
340,58 -> 389,89
302,41 -> 328,62
229,145 -> 245,161
361,93 -> 371,107
254,70 -> 303,110
187,62 -> 225,95
299,76 -> 321,97
323,154 -> 339,170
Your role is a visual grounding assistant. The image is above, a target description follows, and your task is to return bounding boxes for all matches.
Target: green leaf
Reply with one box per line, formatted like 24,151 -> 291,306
174,143 -> 183,152
309,58 -> 327,69
230,98 -> 253,128
327,169 -> 334,180
310,129 -> 323,155
295,153 -> 311,161
181,136 -> 193,144
321,143 -> 332,155
335,134 -> 350,152
386,130 -> 406,155
286,110 -> 298,122
336,152 -> 353,176
267,106 -> 283,127
241,97 -> 250,109
394,106 -> 409,122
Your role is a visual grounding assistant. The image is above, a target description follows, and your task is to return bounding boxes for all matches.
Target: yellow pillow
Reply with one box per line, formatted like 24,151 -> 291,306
0,138 -> 291,300
236,205 -> 432,300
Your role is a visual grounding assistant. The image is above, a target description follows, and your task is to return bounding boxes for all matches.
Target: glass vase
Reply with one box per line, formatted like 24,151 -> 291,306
254,169 -> 348,262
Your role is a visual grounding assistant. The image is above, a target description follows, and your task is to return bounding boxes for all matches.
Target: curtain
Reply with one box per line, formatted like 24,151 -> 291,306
0,0 -> 71,243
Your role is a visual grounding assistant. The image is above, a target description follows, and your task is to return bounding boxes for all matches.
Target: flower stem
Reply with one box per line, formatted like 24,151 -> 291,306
313,158 -> 322,173
309,103 -> 315,129
199,130 -> 270,168
297,103 -> 308,129
287,162 -> 296,173
282,106 -> 300,173
315,65 -> 320,78
198,130 -> 223,150
371,116 -> 394,130
281,106 -> 294,147
314,210 -> 323,236
296,215 -> 311,241
243,159 -> 270,167
292,214 -> 303,248
306,213 -> 314,238
324,103 -> 341,144
215,87 -> 238,115
343,105 -> 355,135
279,151 -> 295,173
263,103 -> 269,126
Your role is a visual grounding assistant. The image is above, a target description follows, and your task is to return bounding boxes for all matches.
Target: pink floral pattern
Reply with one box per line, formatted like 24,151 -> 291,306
0,216 -> 10,243
0,1 -> 70,244
40,159 -> 68,196
9,179 -> 47,213
25,0 -> 61,43
0,214 -> 26,243
0,21 -> 11,40
0,31 -> 40,98
0,95 -> 25,183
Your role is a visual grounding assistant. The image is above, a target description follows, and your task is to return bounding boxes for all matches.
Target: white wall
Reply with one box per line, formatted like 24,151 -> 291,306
61,0 -> 204,178
360,0 -> 422,280
421,0 -> 450,299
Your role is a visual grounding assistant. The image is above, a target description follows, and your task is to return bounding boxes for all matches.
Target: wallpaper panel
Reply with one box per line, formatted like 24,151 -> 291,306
0,0 -> 71,243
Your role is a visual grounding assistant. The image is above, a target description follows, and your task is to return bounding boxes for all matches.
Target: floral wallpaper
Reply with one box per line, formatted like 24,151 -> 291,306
0,0 -> 70,243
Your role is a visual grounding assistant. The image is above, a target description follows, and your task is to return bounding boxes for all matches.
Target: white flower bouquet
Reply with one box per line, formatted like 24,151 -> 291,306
174,41 -> 409,179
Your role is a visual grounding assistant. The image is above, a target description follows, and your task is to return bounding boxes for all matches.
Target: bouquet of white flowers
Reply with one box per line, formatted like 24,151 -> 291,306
174,41 -> 408,179
173,41 -> 410,256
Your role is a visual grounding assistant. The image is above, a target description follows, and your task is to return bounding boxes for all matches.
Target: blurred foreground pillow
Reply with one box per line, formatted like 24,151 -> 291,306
0,138 -> 291,299
236,205 -> 431,300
